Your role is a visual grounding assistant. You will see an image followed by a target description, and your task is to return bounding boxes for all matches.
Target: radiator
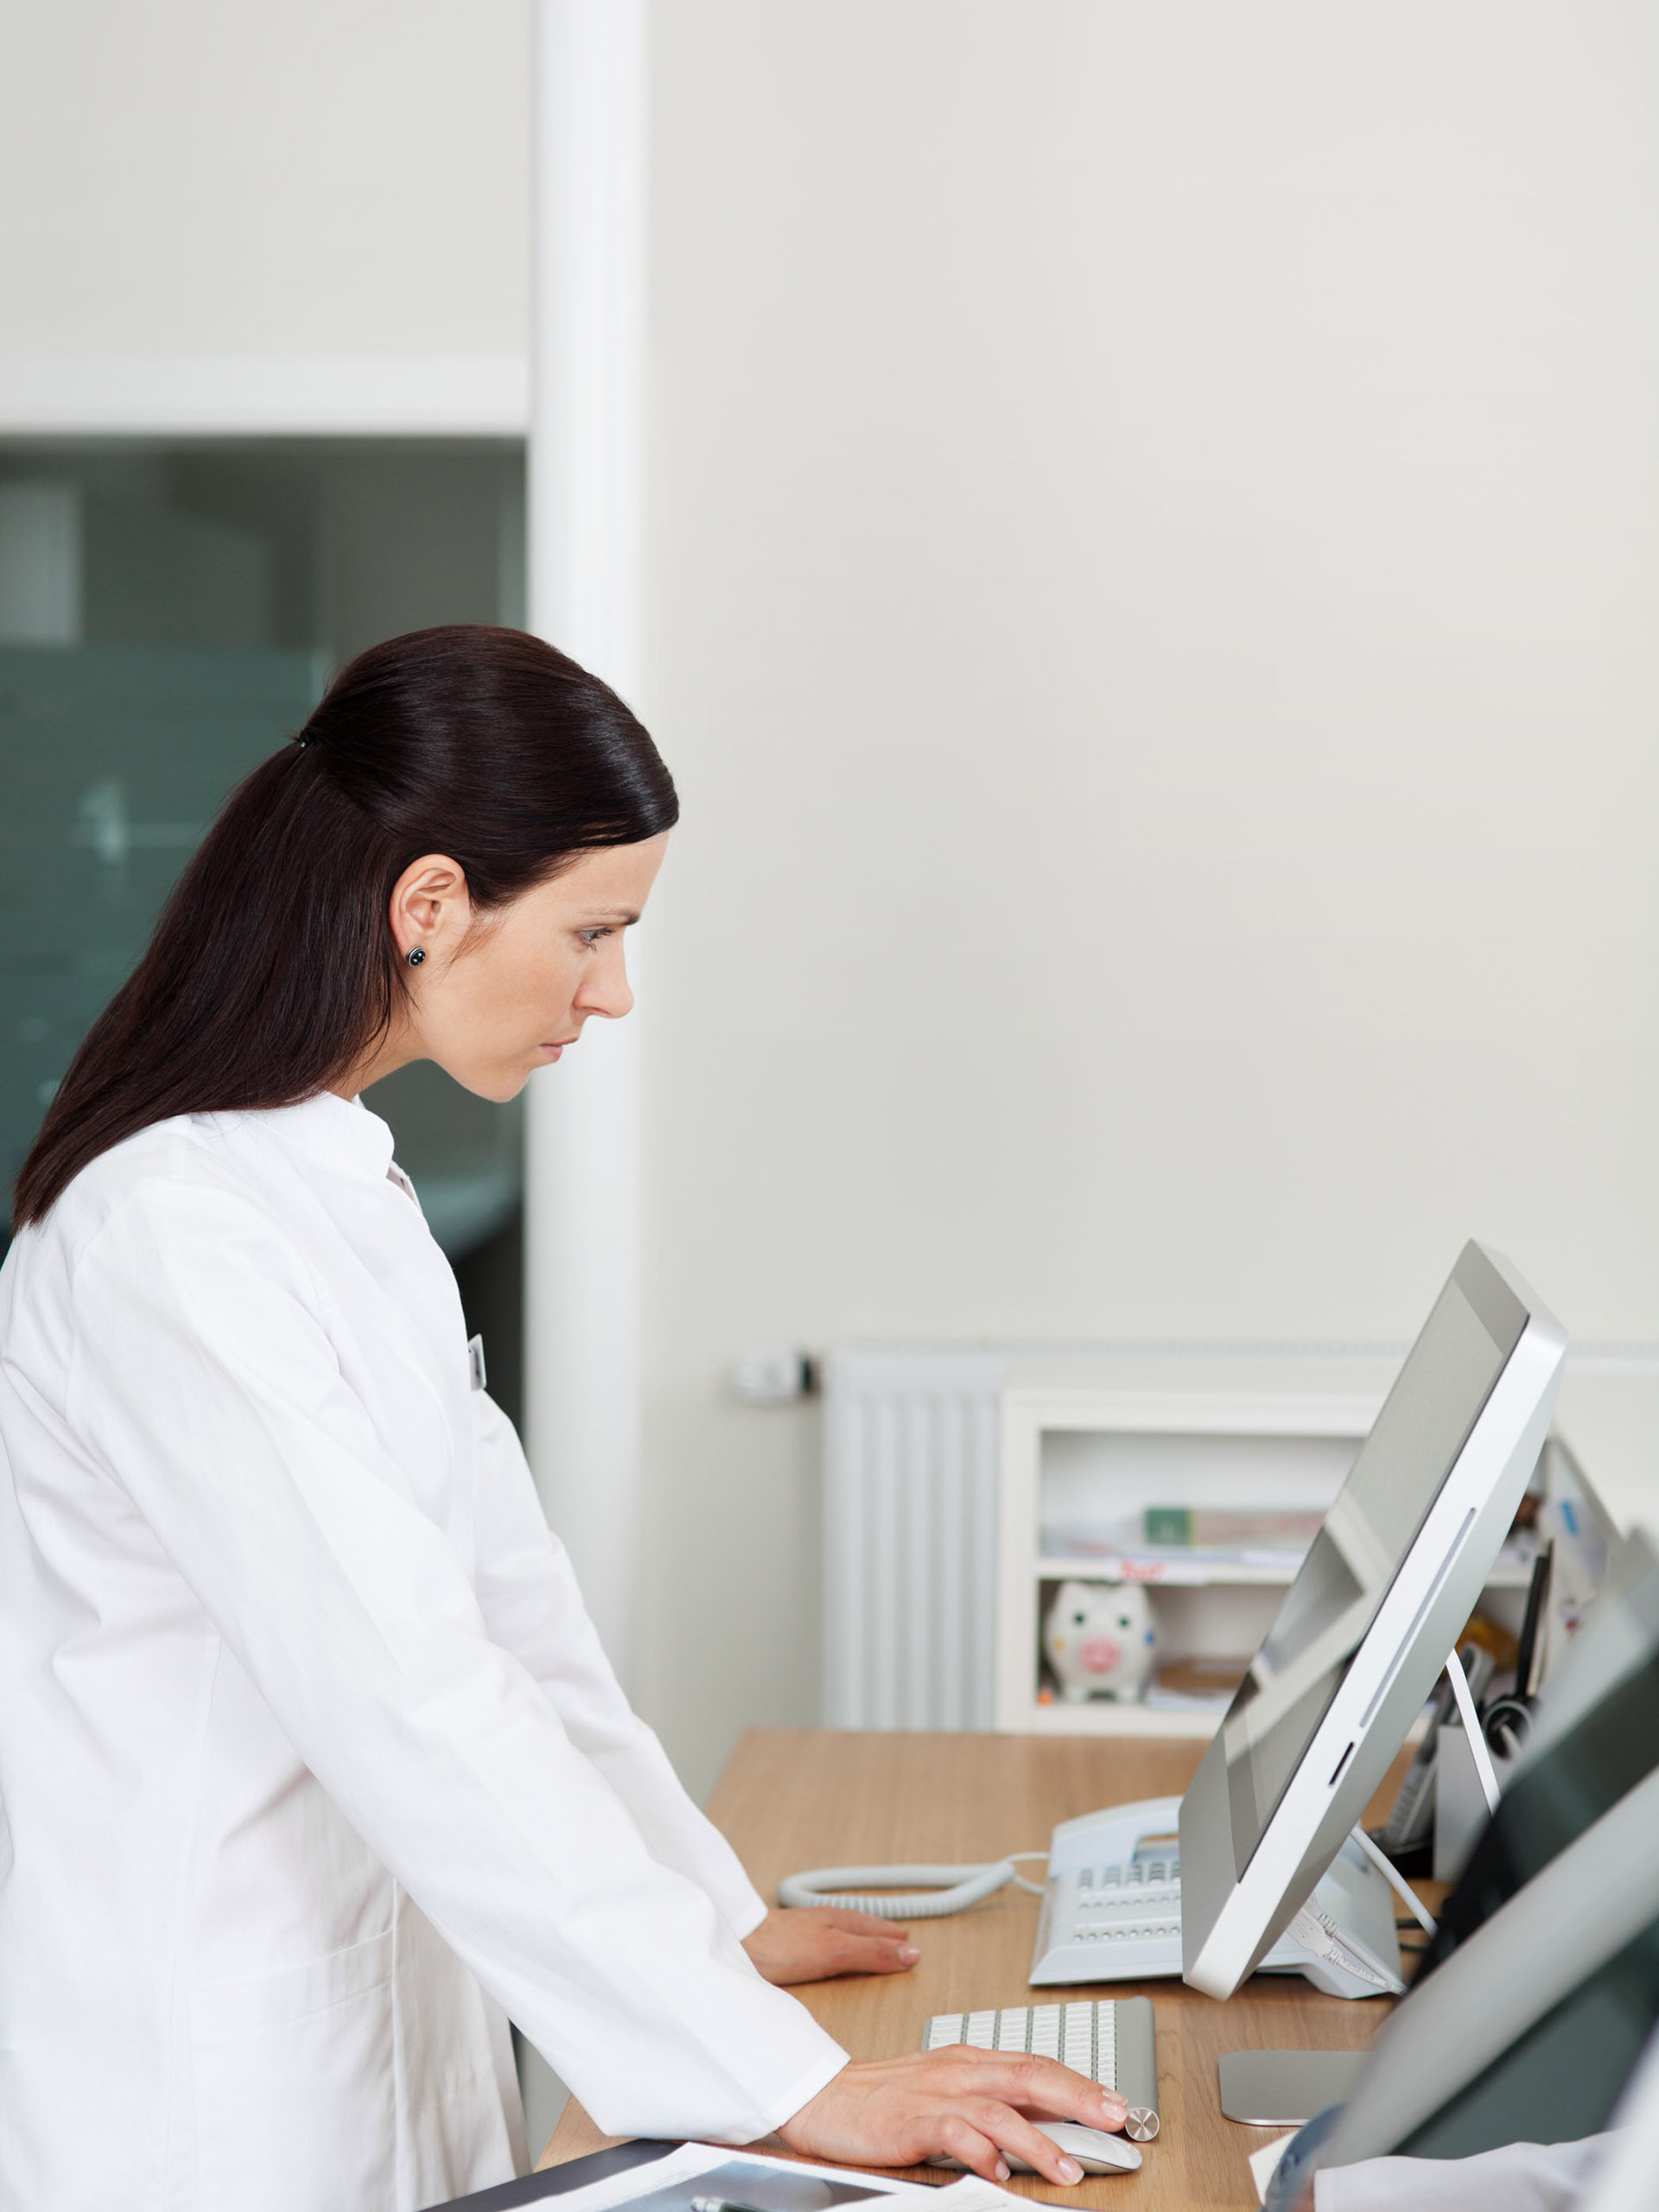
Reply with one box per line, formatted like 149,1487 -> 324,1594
822,1345 -> 1008,1729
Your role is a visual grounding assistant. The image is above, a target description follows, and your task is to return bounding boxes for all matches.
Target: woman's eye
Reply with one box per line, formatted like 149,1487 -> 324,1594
578,927 -> 611,947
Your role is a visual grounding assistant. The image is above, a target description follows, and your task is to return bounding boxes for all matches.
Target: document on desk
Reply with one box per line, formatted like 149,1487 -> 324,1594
527,2144 -> 1027,2212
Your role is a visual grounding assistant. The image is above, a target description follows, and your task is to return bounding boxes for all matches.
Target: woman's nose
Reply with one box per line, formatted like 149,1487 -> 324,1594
578,953 -> 634,1020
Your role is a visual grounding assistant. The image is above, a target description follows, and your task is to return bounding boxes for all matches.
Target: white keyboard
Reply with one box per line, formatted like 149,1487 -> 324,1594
924,1999 -> 1160,2135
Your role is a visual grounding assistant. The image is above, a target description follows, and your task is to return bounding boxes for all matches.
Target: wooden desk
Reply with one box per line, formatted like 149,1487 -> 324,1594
541,1729 -> 1419,2212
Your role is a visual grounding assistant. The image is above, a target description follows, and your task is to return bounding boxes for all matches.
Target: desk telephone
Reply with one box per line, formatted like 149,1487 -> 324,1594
1031,1797 -> 1403,1999
781,1795 -> 1404,2000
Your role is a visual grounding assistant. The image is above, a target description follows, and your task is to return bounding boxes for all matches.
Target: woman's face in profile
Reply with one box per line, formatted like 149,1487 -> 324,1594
389,831 -> 670,1102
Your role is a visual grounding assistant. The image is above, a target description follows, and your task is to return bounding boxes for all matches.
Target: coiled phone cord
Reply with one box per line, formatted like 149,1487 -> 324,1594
778,1853 -> 1048,1918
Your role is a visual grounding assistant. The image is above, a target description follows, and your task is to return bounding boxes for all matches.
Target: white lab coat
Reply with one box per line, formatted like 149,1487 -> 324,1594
1313,2136 -> 1613,2211
0,1094 -> 846,2212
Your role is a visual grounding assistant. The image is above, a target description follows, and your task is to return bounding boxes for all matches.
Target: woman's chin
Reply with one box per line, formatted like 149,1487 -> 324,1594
434,1060 -> 533,1104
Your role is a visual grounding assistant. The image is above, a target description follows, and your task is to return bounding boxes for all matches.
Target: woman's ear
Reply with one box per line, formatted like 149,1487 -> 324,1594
388,855 -> 471,964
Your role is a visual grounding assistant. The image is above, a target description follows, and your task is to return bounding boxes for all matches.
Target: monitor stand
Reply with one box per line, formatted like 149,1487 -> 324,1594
1217,2048 -> 1367,2126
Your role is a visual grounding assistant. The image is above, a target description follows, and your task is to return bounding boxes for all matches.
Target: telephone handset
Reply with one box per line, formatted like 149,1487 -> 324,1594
1045,1796 -> 1184,1872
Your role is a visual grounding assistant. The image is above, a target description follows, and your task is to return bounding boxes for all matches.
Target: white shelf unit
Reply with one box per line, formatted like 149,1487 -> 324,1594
994,1354 -> 1549,1738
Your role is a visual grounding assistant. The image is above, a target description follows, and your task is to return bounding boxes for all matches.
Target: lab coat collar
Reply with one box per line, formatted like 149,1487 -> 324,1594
237,1090 -> 399,1187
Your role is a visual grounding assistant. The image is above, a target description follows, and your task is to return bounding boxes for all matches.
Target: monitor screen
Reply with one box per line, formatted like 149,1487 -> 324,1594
1218,1263 -> 1525,1879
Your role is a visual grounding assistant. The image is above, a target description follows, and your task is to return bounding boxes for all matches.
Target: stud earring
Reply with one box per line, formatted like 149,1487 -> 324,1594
406,947 -> 426,967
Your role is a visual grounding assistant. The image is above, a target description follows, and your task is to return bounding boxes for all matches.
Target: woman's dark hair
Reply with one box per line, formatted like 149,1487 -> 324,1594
13,625 -> 677,1229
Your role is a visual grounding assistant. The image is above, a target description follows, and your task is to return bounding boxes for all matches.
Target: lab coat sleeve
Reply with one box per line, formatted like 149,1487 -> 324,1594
65,1179 -> 848,2145
1313,2135 -> 1614,2212
469,1389 -> 769,1939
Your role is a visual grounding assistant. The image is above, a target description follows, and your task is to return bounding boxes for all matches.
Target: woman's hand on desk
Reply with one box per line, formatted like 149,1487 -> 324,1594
742,1906 -> 919,1986
777,2050 -> 1129,2187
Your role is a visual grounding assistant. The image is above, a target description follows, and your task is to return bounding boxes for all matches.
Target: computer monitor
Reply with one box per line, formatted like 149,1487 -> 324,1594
1315,1735 -> 1659,2166
1299,1528 -> 1659,2171
1179,1241 -> 1567,1999
1260,1548 -> 1659,2201
1416,1526 -> 1659,1983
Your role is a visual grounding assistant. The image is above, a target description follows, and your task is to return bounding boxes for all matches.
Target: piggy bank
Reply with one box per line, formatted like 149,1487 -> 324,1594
1044,1580 -> 1156,1703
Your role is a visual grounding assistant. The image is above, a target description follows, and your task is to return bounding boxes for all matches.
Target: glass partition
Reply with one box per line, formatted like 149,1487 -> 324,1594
0,439 -> 527,1419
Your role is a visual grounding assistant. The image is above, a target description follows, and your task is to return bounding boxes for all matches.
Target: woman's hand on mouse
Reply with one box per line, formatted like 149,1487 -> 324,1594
777,2050 -> 1129,2185
741,1906 -> 919,1986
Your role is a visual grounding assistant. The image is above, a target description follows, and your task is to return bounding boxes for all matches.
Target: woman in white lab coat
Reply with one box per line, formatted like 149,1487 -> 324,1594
0,626 -> 1124,2212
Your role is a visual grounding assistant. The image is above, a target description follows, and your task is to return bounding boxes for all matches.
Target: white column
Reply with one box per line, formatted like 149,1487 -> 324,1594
524,0 -> 648,1684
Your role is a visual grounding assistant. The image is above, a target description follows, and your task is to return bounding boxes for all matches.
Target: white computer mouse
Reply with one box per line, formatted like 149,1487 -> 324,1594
928,2117 -> 1145,2178
1013,2120 -> 1144,2176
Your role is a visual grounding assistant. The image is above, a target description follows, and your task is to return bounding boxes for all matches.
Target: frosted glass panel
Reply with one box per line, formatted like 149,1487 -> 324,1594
0,643 -> 324,1195
1,439 -> 529,1416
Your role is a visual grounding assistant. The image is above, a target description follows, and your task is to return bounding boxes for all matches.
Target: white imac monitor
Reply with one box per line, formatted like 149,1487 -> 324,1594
1179,1242 -> 1567,2000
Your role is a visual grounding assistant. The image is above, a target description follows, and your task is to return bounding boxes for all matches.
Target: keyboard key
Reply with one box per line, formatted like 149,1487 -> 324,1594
1095,2005 -> 1116,2088
995,2009 -> 1029,2052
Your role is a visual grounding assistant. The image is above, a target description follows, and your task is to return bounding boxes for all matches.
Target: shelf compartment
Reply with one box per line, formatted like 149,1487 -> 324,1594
997,1372 -> 1393,1734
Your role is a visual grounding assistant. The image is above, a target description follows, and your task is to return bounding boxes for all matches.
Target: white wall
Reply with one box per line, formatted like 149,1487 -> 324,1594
3,0 -> 1656,1805
0,0 -> 528,353
636,0 -> 1659,1793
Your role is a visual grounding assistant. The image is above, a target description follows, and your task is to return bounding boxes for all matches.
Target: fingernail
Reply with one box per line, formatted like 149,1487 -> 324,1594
1058,2157 -> 1084,2183
898,1944 -> 919,1963
1102,2090 -> 1127,2113
995,2161 -> 1010,2182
